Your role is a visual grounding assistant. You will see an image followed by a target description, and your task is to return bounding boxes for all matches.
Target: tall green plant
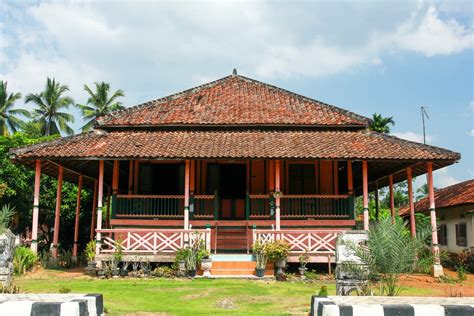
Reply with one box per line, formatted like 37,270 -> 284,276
0,81 -> 29,135
77,82 -> 125,131
0,204 -> 15,234
25,78 -> 75,136
347,217 -> 427,296
13,246 -> 37,275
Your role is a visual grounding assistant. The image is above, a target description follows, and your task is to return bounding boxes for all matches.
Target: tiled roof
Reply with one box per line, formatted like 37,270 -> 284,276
97,75 -> 369,127
11,129 -> 460,161
399,179 -> 474,215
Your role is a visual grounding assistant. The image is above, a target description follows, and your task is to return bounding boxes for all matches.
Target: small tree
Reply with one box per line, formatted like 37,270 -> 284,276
347,216 -> 428,296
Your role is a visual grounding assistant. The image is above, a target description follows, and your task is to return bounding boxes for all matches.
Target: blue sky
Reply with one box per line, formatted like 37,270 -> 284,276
0,0 -> 473,189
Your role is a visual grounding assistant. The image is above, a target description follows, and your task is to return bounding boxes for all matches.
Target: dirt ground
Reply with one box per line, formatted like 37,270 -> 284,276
399,269 -> 474,296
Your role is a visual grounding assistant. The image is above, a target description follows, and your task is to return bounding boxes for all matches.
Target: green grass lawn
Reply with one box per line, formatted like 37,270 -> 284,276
16,273 -> 329,315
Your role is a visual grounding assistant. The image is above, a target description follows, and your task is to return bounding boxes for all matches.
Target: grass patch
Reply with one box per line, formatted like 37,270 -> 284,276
16,274 -> 331,315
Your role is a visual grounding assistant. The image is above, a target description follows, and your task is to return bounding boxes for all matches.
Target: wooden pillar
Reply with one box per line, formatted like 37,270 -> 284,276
128,160 -> 134,195
111,160 -> 119,226
52,165 -> 64,258
362,161 -> 369,230
347,161 -> 353,194
427,162 -> 442,274
95,160 -> 104,254
106,186 -> 111,228
184,160 -> 190,230
374,181 -> 380,221
275,160 -> 281,230
389,175 -> 395,223
407,166 -> 416,237
133,160 -> 139,194
72,175 -> 83,258
90,180 -> 98,240
31,160 -> 41,253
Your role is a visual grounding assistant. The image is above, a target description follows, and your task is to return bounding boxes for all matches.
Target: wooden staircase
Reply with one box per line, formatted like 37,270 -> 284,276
215,225 -> 249,253
204,254 -> 274,276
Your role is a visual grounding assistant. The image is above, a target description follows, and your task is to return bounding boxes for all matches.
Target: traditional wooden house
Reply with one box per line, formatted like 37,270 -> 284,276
10,71 -> 459,275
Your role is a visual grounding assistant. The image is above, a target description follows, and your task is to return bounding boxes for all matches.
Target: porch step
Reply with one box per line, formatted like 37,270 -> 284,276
216,226 -> 249,252
209,260 -> 274,276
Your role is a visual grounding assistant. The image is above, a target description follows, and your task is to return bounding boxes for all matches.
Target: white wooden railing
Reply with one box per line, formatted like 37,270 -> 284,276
96,228 -> 211,254
253,229 -> 344,254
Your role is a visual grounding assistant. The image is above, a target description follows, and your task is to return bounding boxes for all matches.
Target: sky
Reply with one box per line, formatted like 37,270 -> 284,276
0,0 -> 473,189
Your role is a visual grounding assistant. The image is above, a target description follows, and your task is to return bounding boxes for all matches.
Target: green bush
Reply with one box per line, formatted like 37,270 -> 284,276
13,246 -> 37,275
266,240 -> 291,261
152,266 -> 175,278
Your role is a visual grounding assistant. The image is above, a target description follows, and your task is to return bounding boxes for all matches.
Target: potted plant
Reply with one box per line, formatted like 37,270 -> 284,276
184,247 -> 197,277
183,232 -> 207,277
298,250 -> 310,278
111,240 -> 123,277
266,240 -> 291,276
174,248 -> 187,277
85,240 -> 97,270
253,241 -> 268,277
120,260 -> 130,277
200,251 -> 212,277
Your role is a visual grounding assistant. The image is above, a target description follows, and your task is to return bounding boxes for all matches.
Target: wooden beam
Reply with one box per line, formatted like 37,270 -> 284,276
112,160 -> 119,194
374,181 -> 380,221
90,180 -> 98,240
275,160 -> 281,230
106,186 -> 111,228
95,160 -> 104,254
389,175 -> 395,223
427,162 -> 441,265
184,160 -> 190,229
52,165 -> 64,258
347,160 -> 353,194
407,166 -> 416,237
30,160 -> 41,253
362,160 -> 369,230
73,175 -> 83,258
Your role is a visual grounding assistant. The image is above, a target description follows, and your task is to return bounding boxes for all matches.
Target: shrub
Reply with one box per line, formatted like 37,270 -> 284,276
252,241 -> 268,269
0,283 -> 20,294
304,270 -> 320,281
457,264 -> 467,282
266,240 -> 291,262
152,266 -> 175,278
317,285 -> 328,296
84,240 -> 96,262
13,246 -> 37,275
346,217 -> 429,296
59,248 -> 73,269
59,286 -> 71,293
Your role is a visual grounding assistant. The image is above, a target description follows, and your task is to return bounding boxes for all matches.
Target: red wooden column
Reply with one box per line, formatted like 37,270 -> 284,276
95,160 -> 104,254
31,160 -> 41,253
52,165 -> 64,258
275,160 -> 281,230
112,160 -> 119,225
105,186 -> 111,228
427,162 -> 443,276
72,175 -> 83,260
90,180 -> 98,240
347,161 -> 353,194
389,175 -> 395,223
184,160 -> 190,229
128,160 -> 134,195
362,161 -> 369,230
407,167 -> 416,237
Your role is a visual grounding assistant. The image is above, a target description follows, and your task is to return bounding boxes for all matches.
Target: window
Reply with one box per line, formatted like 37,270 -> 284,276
438,224 -> 447,246
289,164 -> 316,194
455,223 -> 467,247
139,163 -> 184,195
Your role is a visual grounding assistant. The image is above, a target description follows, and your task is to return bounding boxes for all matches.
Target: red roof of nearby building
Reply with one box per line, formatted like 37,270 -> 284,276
11,129 -> 460,161
399,179 -> 474,215
97,74 -> 370,127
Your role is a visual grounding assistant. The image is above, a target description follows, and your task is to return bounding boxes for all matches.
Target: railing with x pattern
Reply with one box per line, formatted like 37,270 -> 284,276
253,229 -> 345,254
96,228 -> 211,254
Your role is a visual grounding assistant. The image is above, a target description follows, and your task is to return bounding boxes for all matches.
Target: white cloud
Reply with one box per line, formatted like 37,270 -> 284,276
434,168 -> 460,188
467,129 -> 474,137
393,6 -> 474,56
392,131 -> 433,143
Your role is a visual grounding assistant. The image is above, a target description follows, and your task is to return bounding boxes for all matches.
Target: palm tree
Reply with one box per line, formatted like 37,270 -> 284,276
77,82 -> 125,131
369,113 -> 395,134
25,78 -> 75,136
0,81 -> 29,135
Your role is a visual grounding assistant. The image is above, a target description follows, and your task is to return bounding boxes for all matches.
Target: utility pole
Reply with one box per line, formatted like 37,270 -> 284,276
421,106 -> 430,144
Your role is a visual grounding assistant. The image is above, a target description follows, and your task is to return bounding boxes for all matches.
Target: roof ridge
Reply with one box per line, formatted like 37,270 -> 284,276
98,73 -> 370,127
